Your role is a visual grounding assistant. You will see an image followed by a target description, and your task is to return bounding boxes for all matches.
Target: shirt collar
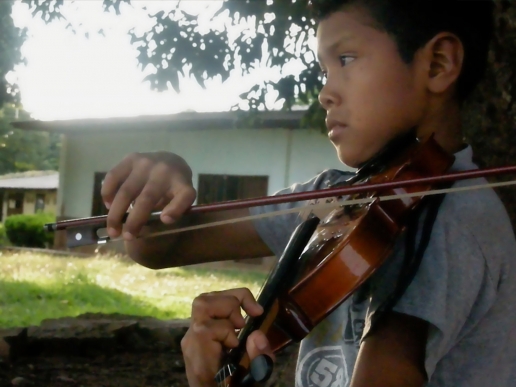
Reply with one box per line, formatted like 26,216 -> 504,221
450,145 -> 477,172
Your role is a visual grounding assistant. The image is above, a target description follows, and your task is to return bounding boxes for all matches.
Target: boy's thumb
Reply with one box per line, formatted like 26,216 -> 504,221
246,330 -> 275,362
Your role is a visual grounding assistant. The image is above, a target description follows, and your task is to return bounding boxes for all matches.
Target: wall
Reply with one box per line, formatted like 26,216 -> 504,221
58,127 -> 350,218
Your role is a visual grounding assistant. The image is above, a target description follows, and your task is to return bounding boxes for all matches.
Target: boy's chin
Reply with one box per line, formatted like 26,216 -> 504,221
337,156 -> 361,170
336,149 -> 367,170
336,143 -> 387,170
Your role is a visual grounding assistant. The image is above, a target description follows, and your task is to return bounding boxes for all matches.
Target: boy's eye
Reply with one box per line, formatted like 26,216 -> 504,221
339,55 -> 355,67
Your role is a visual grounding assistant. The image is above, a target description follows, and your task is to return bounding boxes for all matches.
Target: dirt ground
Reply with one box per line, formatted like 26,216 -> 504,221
0,314 -> 298,387
2,351 -> 188,387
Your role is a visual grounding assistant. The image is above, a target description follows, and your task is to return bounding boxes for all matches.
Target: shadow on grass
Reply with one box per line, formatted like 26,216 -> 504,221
156,266 -> 269,285
0,276 -> 175,329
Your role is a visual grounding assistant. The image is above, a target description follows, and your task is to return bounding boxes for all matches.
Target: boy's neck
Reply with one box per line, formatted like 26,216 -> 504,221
417,99 -> 464,155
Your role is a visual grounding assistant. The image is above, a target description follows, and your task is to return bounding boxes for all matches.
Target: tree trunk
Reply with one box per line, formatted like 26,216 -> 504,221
462,1 -> 516,229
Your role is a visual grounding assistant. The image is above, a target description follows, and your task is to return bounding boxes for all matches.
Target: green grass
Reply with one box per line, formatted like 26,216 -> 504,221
0,251 -> 268,328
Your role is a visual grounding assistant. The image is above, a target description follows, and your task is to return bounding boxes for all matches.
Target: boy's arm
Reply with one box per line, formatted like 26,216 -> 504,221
100,151 -> 274,269
124,208 -> 273,269
350,312 -> 428,387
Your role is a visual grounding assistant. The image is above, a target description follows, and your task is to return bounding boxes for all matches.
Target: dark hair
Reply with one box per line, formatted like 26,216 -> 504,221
309,0 -> 495,100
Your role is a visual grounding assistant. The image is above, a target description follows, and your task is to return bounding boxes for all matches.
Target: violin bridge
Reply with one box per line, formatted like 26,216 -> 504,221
299,196 -> 340,221
65,226 -> 109,248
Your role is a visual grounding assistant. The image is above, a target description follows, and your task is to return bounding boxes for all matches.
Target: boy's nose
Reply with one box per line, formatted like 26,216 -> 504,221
319,85 -> 341,110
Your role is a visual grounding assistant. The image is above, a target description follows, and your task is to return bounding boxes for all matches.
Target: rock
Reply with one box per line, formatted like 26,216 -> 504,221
0,314 -> 190,358
138,318 -> 189,351
2,313 -> 289,387
113,324 -> 147,351
11,376 -> 31,386
170,359 -> 185,371
0,338 -> 9,361
56,375 -> 76,383
1,329 -> 28,362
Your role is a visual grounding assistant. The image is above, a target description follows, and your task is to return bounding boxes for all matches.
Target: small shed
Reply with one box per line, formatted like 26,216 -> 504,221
0,171 -> 58,221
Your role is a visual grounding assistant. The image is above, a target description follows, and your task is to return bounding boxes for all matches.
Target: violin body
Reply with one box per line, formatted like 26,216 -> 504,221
217,135 -> 454,387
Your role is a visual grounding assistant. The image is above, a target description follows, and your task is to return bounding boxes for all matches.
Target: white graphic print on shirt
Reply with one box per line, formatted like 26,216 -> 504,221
296,346 -> 348,387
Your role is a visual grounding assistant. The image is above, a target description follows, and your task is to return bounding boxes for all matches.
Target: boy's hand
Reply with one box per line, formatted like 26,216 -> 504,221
181,288 -> 275,387
101,151 -> 196,240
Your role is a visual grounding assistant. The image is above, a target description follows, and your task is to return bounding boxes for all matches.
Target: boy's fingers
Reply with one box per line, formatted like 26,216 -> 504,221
246,330 -> 275,362
191,288 -> 263,325
190,319 -> 240,349
191,294 -> 247,328
160,174 -> 197,223
100,152 -> 195,233
182,338 -> 223,387
153,197 -> 168,211
123,163 -> 171,237
183,288 -> 268,387
182,318 -> 241,387
100,155 -> 134,207
106,160 -> 153,237
211,288 -> 263,315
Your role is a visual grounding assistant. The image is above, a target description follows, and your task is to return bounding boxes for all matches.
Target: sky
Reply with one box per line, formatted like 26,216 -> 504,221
9,0 -> 307,121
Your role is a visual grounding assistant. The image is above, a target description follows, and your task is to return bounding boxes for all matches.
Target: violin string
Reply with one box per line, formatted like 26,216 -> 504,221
116,179 -> 516,242
250,188 -> 317,312
221,365 -> 227,387
217,363 -> 227,387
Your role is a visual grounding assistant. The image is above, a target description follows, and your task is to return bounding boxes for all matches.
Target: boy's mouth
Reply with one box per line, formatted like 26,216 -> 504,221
328,125 -> 347,142
326,118 -> 348,141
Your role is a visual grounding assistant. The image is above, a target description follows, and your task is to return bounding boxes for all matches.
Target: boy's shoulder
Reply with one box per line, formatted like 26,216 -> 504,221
438,175 -> 514,272
438,145 -> 514,251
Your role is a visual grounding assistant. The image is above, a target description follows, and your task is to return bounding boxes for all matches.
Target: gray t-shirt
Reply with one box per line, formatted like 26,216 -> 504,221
250,145 -> 516,387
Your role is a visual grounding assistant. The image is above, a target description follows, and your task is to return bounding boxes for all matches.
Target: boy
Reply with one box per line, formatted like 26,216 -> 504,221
101,1 -> 516,386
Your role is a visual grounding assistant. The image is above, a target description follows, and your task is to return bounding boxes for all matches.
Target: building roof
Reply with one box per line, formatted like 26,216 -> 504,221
10,110 -> 309,134
0,171 -> 58,190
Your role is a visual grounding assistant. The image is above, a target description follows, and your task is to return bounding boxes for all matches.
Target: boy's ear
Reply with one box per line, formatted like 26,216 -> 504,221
421,32 -> 464,95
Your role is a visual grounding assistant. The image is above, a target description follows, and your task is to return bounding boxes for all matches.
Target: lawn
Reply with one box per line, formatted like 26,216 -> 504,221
0,251 -> 268,329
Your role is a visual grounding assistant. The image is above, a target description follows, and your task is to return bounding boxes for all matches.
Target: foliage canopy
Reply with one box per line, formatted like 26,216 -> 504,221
0,1 -> 25,107
0,104 -> 60,174
20,0 -> 325,125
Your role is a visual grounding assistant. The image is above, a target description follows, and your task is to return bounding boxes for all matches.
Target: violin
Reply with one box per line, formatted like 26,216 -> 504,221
44,135 -> 516,387
214,134 -> 455,387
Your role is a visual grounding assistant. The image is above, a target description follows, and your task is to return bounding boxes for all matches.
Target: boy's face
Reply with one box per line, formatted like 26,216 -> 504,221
317,7 -> 427,168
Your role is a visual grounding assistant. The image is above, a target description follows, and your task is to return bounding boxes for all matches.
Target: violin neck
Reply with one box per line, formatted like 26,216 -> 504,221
216,216 -> 320,386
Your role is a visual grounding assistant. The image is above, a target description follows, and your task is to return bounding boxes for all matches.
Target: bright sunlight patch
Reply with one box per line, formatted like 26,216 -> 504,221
0,252 -> 267,328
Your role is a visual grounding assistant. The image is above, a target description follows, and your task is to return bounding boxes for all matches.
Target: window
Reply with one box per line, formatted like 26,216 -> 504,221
197,174 -> 269,265
35,194 -> 45,213
197,174 -> 268,204
91,172 -> 108,216
7,192 -> 24,216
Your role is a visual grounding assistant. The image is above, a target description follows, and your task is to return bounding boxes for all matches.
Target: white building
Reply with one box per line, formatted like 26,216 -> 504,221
13,110 -> 351,258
